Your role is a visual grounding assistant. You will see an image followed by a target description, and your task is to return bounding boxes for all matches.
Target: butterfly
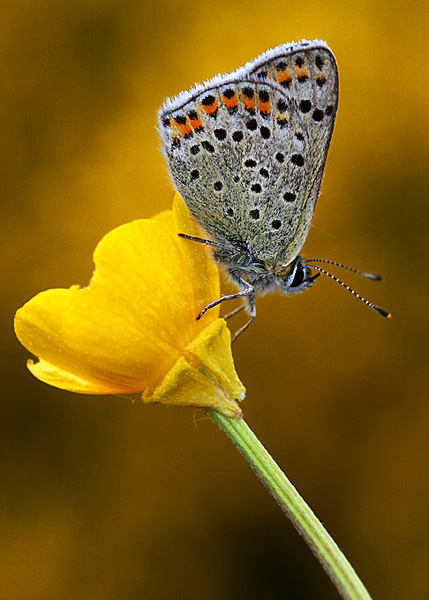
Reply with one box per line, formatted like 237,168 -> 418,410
158,40 -> 389,339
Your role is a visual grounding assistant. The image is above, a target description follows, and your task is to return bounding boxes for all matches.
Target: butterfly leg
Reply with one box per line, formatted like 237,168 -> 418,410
179,233 -> 256,340
178,233 -> 234,250
224,304 -> 245,320
198,279 -> 256,342
178,233 -> 219,247
231,293 -> 256,343
197,278 -> 255,320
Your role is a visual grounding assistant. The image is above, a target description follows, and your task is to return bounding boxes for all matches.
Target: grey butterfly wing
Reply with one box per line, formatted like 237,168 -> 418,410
245,40 -> 338,259
158,40 -> 338,265
159,77 -> 306,256
248,40 -> 338,196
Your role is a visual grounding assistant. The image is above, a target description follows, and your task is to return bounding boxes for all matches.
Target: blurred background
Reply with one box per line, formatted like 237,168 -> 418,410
1,1 -> 428,598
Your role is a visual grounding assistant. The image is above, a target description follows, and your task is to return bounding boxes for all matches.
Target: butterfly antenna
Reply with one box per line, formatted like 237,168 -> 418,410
306,263 -> 391,319
306,258 -> 382,280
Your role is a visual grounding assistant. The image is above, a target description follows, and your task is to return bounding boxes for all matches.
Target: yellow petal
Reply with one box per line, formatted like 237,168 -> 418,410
15,196 -> 245,417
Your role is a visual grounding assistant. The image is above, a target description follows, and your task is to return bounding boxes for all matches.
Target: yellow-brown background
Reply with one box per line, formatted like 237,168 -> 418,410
2,1 -> 428,598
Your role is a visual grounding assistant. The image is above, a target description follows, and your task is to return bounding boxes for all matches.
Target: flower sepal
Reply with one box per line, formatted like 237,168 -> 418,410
142,319 -> 245,419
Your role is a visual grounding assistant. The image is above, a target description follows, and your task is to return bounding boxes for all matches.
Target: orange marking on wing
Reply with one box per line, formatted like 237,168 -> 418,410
258,98 -> 271,115
169,120 -> 180,136
275,67 -> 292,85
222,94 -> 239,109
242,93 -> 256,111
189,112 -> 204,131
294,66 -> 309,79
276,112 -> 288,126
174,119 -> 193,138
201,99 -> 218,115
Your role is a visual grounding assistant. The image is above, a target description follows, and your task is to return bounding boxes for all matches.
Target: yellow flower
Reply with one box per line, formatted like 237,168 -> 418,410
14,195 -> 245,419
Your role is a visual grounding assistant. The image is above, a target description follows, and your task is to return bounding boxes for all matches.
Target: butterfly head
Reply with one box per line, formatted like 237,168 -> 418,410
236,254 -> 320,296
277,256 -> 321,295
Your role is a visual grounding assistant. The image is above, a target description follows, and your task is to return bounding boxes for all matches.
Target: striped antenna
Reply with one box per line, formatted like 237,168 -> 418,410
306,262 -> 391,319
306,258 -> 382,280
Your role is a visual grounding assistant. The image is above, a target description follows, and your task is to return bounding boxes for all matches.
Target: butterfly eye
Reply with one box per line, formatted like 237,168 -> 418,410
289,262 -> 306,288
285,259 -> 320,294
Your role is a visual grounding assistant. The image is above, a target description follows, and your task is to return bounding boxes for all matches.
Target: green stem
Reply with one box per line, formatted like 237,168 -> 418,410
209,411 -> 372,600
